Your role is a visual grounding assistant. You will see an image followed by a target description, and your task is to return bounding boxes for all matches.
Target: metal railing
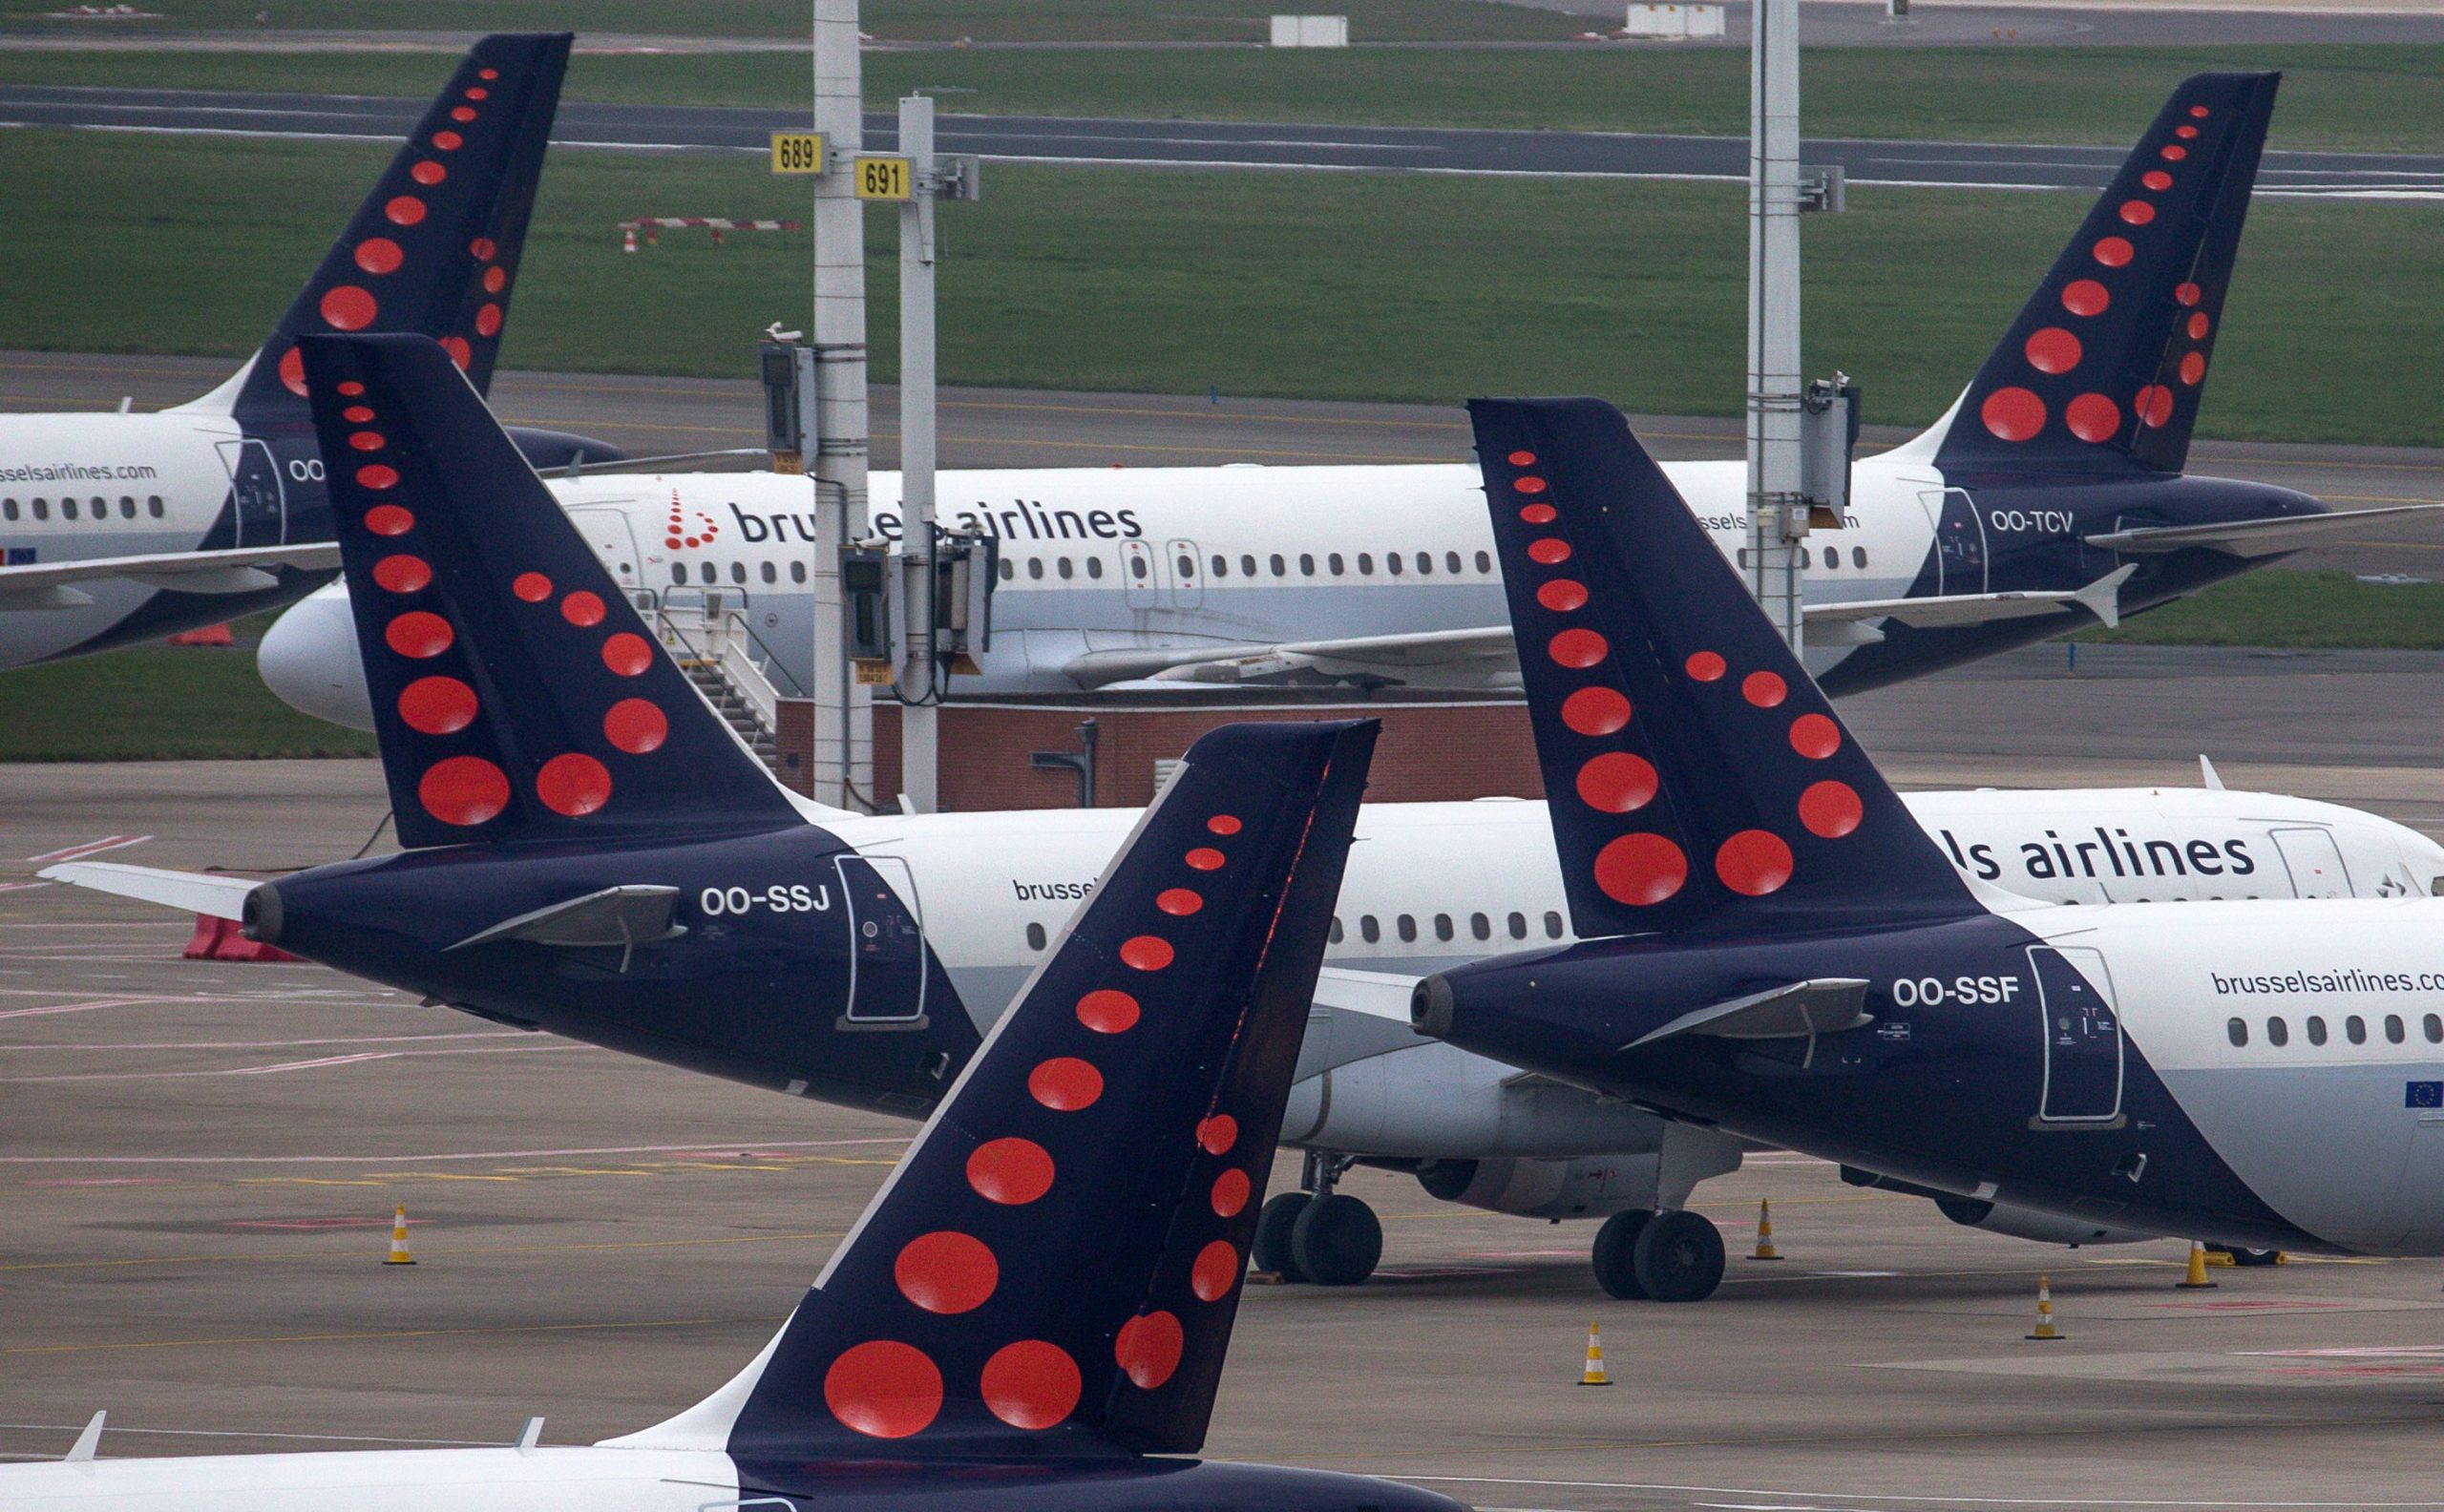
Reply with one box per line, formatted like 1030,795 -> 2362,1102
636,591 -> 805,746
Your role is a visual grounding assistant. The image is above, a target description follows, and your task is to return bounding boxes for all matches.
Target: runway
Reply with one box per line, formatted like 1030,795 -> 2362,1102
3,83 -> 2437,196
7,755 -> 2444,1503
5,349 -> 2436,577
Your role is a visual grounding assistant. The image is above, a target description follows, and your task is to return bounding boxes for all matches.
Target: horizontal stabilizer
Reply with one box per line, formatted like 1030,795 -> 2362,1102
1626,979 -> 1872,1048
1299,967 -> 1436,1081
2085,503 -> 2444,558
37,862 -> 256,921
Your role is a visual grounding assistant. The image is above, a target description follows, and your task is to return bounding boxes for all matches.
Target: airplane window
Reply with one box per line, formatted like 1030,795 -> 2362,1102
1270,554 -> 1286,577
1386,553 -> 1402,577
91,496 -> 105,516
1052,557 -> 1071,579
761,561 -> 777,583
62,498 -> 77,520
1001,558 -> 1016,581
1474,552 -> 1491,573
119,496 -> 135,518
1,500 -> 13,520
1130,556 -> 1148,579
2307,1016 -> 2328,1046
2388,1015 -> 2407,1044
2348,1015 -> 2368,1045
1417,552 -> 1433,575
670,563 -> 687,584
1241,555 -> 1257,577
1738,548 -> 1750,568
1544,912 -> 1565,938
1433,913 -> 1453,941
2427,1014 -> 2442,1044
1086,556 -> 1104,579
1357,554 -> 1374,576
1359,914 -> 1380,944
791,560 -> 807,583
1445,552 -> 1462,574
1328,554 -> 1344,576
32,498 -> 48,519
1852,547 -> 1867,568
1027,557 -> 1044,580
1470,912 -> 1490,940
731,561 -> 748,584
1025,922 -> 1046,951
1211,555 -> 1228,578
1822,547 -> 1838,569
2266,1017 -> 2288,1046
2226,1018 -> 2247,1048
147,495 -> 164,517
1298,554 -> 1315,577
1506,912 -> 1528,939
1329,917 -> 1343,944
1396,914 -> 1417,943
1175,553 -> 1194,578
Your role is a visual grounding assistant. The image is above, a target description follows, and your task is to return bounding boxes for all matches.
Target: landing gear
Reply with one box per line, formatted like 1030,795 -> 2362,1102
1591,1208 -> 1725,1302
1257,1151 -> 1383,1286
2221,1246 -> 2282,1268
1591,1209 -> 1652,1299
1254,1192 -> 1312,1281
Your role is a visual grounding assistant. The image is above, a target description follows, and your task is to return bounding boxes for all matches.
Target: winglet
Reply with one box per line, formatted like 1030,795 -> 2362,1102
64,1412 -> 103,1464
2200,754 -> 2225,790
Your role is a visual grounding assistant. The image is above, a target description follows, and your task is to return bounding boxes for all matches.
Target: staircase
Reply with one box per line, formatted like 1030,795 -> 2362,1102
645,595 -> 793,774
681,660 -> 780,765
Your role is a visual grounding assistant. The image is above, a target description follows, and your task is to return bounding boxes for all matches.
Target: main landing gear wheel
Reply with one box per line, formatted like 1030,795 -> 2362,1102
1291,1192 -> 1382,1287
1591,1209 -> 1653,1300
1254,1191 -> 1312,1282
1632,1209 -> 1725,1302
2223,1246 -> 2282,1268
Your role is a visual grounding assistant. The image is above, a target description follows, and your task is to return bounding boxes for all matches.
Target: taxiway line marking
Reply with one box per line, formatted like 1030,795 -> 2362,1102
0,1135 -> 909,1164
0,1228 -> 847,1275
22,834 -> 150,864
0,1314 -> 762,1356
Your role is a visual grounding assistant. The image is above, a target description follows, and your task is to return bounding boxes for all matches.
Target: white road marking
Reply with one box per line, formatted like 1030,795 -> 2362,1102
22,833 -> 150,864
0,1136 -> 911,1164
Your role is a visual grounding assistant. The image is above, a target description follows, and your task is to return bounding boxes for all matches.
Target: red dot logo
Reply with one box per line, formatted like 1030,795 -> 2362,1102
2160,143 -> 2188,160
278,347 -> 308,396
2180,351 -> 2207,387
2092,237 -> 2134,267
432,130 -> 462,151
1513,476 -> 1547,494
475,304 -> 504,338
1716,830 -> 1794,896
600,633 -> 653,677
385,196 -> 427,225
559,591 -> 605,627
894,1230 -> 998,1314
336,380 -> 364,396
1526,538 -> 1571,566
1211,1168 -> 1251,1217
981,1340 -> 1081,1431
2118,200 -> 2157,226
384,611 -> 453,659
1028,1057 -> 1103,1111
371,554 -> 430,594
2061,280 -> 2110,317
1685,651 -> 1725,682
1076,989 -> 1140,1034
1560,686 -> 1630,737
1592,832 -> 1687,907
1506,450 -> 1536,466
365,504 -> 414,536
356,464 -> 400,491
1537,578 -> 1588,612
321,286 -> 378,331
397,675 -> 477,736
2187,311 -> 2210,341
2023,326 -> 2082,375
1190,1240 -> 1241,1302
353,239 -> 403,275
1741,671 -> 1786,708
1788,713 -> 1842,759
536,753 -> 612,817
603,698 -> 668,755
343,405 -> 376,424
2065,393 -> 2121,444
1120,935 -> 1174,972
1156,888 -> 1203,916
478,67 -> 499,80
411,160 -> 447,186
1980,388 -> 2045,443
1197,1114 -> 1238,1154
439,337 -> 472,369
348,430 -> 386,452
1799,780 -> 1864,838
2174,282 -> 2202,307
2135,385 -> 2175,428
513,572 -> 552,602
823,1340 -> 941,1439
1115,1312 -> 1185,1390
2188,104 -> 2210,118
450,105 -> 477,123
2141,169 -> 2173,191
1548,628 -> 1608,669
470,237 -> 497,260
465,86 -> 489,100
1207,814 -> 1242,835
1520,502 -> 1557,524
484,266 -> 508,294
1185,847 -> 1225,871
418,755 -> 509,827
1575,752 -> 1658,814
966,1137 -> 1055,1205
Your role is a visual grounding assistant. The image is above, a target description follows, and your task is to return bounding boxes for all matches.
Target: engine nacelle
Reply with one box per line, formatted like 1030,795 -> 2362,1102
1280,1040 -> 1661,1158
1934,1196 -> 2154,1248
1415,1154 -> 1661,1221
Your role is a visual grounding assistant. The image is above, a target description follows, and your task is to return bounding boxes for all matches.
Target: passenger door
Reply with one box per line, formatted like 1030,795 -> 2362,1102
1916,490 -> 1988,597
2271,828 -> 2352,898
1121,539 -> 1159,609
835,855 -> 928,1028
215,439 -> 285,546
2030,945 -> 2122,1125
566,505 -> 645,600
1165,537 -> 1204,608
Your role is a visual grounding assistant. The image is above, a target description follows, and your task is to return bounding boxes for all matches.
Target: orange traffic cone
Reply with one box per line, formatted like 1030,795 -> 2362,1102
1749,1198 -> 1781,1261
2177,1240 -> 2218,1290
2025,1274 -> 2062,1340
383,1203 -> 416,1266
621,227 -> 638,254
1578,1322 -> 1612,1385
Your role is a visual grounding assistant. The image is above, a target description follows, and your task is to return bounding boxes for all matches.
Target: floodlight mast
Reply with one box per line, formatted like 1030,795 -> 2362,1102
808,0 -> 874,810
898,92 -> 940,814
1746,0 -> 1805,652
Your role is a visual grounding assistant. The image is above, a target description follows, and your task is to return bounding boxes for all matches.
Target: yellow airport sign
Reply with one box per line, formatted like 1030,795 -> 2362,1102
769,131 -> 827,175
853,156 -> 914,200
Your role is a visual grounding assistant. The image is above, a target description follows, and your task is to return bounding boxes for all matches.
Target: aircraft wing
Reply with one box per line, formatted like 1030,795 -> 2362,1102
38,861 -> 258,920
1625,978 -> 1872,1049
1808,565 -> 2136,635
1067,625 -> 1518,690
0,542 -> 342,610
2083,503 -> 2444,559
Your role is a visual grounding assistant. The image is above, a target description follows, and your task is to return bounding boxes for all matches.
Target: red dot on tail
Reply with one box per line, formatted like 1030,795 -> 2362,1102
560,591 -> 605,627
1156,888 -> 1202,916
1981,388 -> 2045,443
2066,392 -> 2122,443
484,266 -> 508,294
2180,351 -> 2207,386
2092,237 -> 2134,267
2141,169 -> 2173,191
1120,935 -> 1174,972
1575,752 -> 1658,814
1527,538 -> 1571,566
1519,503 -> 1557,525
2188,104 -> 2210,117
432,130 -> 462,151
967,1138 -> 1054,1205
2187,311 -> 2210,341
2023,326 -> 2081,374
1116,1312 -> 1186,1390
1506,450 -> 1536,466
603,698 -> 667,754
823,1341 -> 940,1439
450,105 -> 477,123
1197,1114 -> 1238,1155
348,430 -> 386,452
397,675 -> 476,736
1513,476 -> 1547,494
371,553 -> 430,594
356,464 -> 399,491
981,1341 -> 1080,1431
1208,814 -> 1241,835
321,286 -> 378,331
1548,628 -> 1608,669
1593,833 -> 1686,907
411,160 -> 447,186
535,753 -> 612,817
336,380 -> 364,396
470,237 -> 496,260
365,504 -> 414,536
439,337 -> 472,369
2160,143 -> 2188,160
1742,671 -> 1786,707
1185,848 -> 1224,871
419,756 -> 509,827
2061,280 -> 2110,317
600,633 -> 653,677
1537,578 -> 1588,612
894,1230 -> 998,1314
475,304 -> 504,338
478,67 -> 499,80
385,196 -> 427,225
1685,650 -> 1725,682
343,405 -> 376,424
465,86 -> 489,99
384,611 -> 453,659
1561,685 -> 1630,736
1028,1057 -> 1103,1112
2176,124 -> 2198,139
1191,1240 -> 1241,1302
2175,282 -> 2202,306
513,572 -> 552,602
1716,830 -> 1795,896
1799,780 -> 1865,838
2118,200 -> 2157,225
1789,712 -> 1842,759
353,239 -> 403,276
1077,989 -> 1140,1033
1211,1168 -> 1252,1217
278,347 -> 307,396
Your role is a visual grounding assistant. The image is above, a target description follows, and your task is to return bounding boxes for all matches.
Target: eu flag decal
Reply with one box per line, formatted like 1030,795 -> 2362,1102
2406,1082 -> 2442,1109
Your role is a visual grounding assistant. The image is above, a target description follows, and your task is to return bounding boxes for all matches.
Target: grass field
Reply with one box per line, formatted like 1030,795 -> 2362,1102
2082,571 -> 2444,650
0,132 -> 2433,446
0,617 -> 378,761
3,44 -> 2436,152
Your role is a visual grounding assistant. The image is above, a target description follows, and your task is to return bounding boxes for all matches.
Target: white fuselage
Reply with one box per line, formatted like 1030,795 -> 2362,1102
0,1445 -> 737,1512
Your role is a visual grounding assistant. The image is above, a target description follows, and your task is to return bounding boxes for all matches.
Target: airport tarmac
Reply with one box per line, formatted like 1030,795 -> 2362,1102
5,350 -> 2437,578
9,754 -> 2444,1505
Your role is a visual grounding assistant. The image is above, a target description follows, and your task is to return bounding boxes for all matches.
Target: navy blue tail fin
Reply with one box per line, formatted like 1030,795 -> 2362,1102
1470,398 -> 1976,936
1933,72 -> 2278,477
213,33 -> 569,426
625,720 -> 1376,1466
296,333 -> 799,850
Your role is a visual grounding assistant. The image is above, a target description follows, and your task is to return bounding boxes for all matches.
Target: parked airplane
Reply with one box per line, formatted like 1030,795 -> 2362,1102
0,32 -> 617,667
1412,394 -> 2444,1303
3,716 -> 1455,1512
259,71 -> 2428,731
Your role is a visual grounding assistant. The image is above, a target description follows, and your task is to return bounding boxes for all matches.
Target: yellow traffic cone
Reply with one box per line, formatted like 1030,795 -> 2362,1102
2177,1240 -> 2218,1290
1578,1322 -> 1612,1386
383,1203 -> 416,1267
1749,1198 -> 1782,1261
2025,1274 -> 2062,1340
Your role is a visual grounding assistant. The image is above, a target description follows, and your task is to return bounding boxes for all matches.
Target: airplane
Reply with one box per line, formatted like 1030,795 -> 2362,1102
1,716 -> 1463,1512
257,70 -> 2431,731
44,334 -> 2444,1302
0,32 -> 618,667
1409,393 -> 2444,1304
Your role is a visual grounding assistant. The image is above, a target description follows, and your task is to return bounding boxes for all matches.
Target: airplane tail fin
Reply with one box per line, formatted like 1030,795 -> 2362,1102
613,719 -> 1378,1467
1469,397 -> 1977,937
187,33 -> 570,425
295,333 -> 799,850
1928,72 -> 2278,477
